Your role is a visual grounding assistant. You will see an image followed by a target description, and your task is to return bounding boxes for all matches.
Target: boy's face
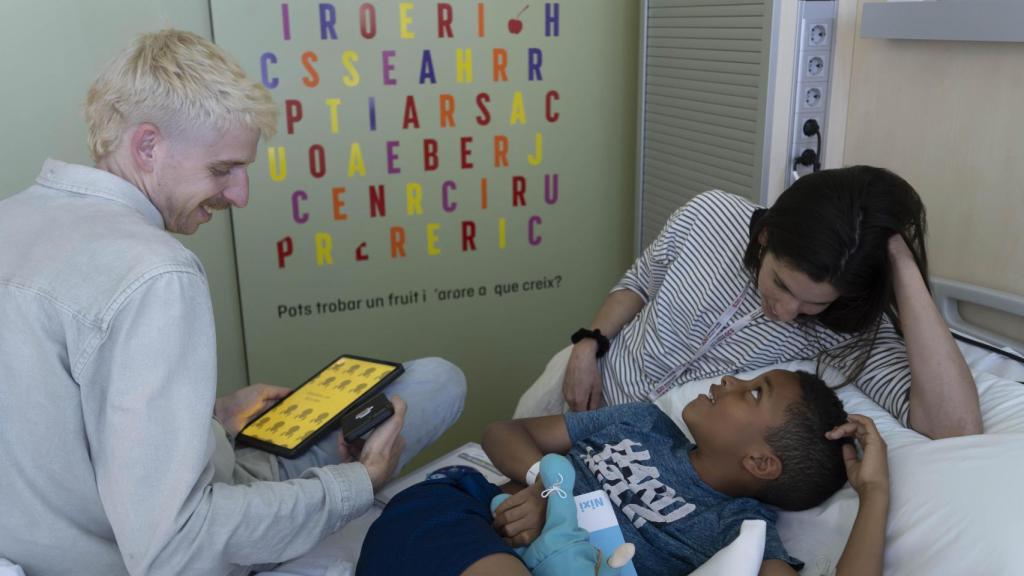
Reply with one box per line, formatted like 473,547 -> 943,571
682,370 -> 803,459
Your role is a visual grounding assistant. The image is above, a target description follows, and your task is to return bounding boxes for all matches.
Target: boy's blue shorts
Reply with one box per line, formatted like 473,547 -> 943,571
356,467 -> 522,576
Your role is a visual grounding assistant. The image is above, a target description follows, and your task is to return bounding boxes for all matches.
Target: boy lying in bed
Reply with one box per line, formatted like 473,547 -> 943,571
357,369 -> 889,576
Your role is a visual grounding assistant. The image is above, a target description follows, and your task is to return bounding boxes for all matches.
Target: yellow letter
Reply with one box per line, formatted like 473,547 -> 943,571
527,132 -> 543,165
315,232 -> 334,266
342,50 -> 360,87
509,91 -> 526,125
456,48 -> 474,84
426,223 -> 441,256
348,142 -> 366,177
406,182 -> 423,215
267,147 -> 287,181
400,3 -> 415,39
498,217 -> 507,250
325,98 -> 342,134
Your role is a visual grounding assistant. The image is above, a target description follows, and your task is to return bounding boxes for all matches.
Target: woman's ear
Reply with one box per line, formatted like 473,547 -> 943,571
742,449 -> 781,481
758,227 -> 768,247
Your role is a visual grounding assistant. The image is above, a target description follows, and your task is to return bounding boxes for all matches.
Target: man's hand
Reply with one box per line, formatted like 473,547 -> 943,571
563,341 -> 605,412
214,383 -> 291,437
826,414 -> 890,498
346,395 -> 407,490
492,482 -> 547,547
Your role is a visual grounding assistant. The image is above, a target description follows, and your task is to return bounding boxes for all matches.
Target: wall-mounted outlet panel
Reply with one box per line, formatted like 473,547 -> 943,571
787,2 -> 837,187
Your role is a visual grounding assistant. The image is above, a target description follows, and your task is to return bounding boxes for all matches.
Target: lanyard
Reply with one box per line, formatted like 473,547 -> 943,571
647,282 -> 762,401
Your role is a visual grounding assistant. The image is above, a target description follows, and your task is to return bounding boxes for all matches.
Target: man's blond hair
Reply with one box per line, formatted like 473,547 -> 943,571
85,29 -> 277,162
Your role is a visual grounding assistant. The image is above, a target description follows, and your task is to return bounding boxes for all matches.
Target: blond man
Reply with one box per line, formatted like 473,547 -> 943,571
0,30 -> 465,575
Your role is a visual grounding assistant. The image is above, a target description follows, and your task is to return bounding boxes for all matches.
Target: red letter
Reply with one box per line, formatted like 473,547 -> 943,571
476,93 -> 491,126
460,136 -> 474,170
359,3 -> 377,38
369,185 -> 387,217
285,99 -> 303,134
309,144 -> 326,178
424,139 -> 439,171
546,90 -> 560,123
461,221 -> 477,252
277,236 -> 294,268
437,3 -> 453,38
513,176 -> 527,206
403,96 -> 420,129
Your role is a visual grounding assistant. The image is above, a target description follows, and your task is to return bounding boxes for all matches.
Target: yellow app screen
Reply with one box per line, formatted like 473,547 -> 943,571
242,357 -> 396,449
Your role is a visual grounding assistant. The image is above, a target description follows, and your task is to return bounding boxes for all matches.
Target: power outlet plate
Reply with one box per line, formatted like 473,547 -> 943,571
787,2 -> 837,187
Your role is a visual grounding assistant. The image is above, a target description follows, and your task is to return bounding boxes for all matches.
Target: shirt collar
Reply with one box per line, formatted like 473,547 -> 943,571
35,159 -> 165,229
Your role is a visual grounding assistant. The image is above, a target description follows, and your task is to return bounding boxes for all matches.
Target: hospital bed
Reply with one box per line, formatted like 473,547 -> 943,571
3,278 -> 1020,576
255,276 -> 1024,576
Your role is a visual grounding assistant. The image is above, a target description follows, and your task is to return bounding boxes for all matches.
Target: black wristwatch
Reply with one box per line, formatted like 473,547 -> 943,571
571,328 -> 611,358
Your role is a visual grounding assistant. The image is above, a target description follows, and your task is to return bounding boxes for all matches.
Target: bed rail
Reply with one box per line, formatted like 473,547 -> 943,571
932,276 -> 1024,356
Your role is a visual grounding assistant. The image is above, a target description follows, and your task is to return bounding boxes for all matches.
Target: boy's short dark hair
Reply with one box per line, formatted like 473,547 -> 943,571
756,371 -> 849,511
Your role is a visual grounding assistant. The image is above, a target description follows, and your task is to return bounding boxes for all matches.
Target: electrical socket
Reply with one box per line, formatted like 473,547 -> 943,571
800,51 -> 831,83
804,20 -> 831,50
798,82 -> 827,112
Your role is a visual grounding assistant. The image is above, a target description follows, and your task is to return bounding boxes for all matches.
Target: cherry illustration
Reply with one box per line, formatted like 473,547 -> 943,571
508,5 -> 528,34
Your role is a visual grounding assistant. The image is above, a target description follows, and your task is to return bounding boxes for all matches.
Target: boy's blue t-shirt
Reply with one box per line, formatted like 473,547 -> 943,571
565,403 -> 803,575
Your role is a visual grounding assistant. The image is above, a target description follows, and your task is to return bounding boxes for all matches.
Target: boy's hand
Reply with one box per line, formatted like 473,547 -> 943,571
492,482 -> 547,547
826,414 -> 889,497
214,383 -> 291,437
563,341 -> 605,411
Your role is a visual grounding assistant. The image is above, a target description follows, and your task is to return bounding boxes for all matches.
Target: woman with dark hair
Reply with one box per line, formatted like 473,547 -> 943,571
517,166 -> 981,439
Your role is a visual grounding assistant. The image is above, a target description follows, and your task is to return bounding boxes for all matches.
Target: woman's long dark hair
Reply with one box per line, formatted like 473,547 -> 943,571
743,166 -> 929,382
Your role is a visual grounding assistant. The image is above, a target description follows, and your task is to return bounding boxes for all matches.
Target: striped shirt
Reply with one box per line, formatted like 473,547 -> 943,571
601,190 -> 911,425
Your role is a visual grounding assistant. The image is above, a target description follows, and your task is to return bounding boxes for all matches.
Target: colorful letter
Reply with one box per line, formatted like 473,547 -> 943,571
285,99 -> 303,134
291,190 -> 309,223
509,91 -> 526,125
400,3 -> 416,39
513,176 -> 527,206
277,236 -> 293,268
406,182 -> 423,215
386,141 -> 401,174
319,3 -> 337,40
309,144 -> 326,179
528,132 -> 543,165
260,52 -> 279,89
391,227 -> 407,258
326,98 -> 341,134
342,50 -> 360,86
442,180 -> 458,212
315,232 -> 334,266
440,94 -> 456,128
268,147 -> 287,181
456,48 -> 473,83
332,187 -> 347,220
348,142 -> 366,177
302,51 -> 319,87
427,223 -> 441,256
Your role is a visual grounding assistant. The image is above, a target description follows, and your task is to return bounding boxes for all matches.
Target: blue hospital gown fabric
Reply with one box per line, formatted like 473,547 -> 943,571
600,190 -> 914,425
565,403 -> 803,575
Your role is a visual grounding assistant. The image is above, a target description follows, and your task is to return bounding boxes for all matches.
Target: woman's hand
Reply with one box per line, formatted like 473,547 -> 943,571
492,482 -> 548,547
563,341 -> 605,411
887,233 -> 917,270
826,414 -> 889,498
214,383 -> 291,437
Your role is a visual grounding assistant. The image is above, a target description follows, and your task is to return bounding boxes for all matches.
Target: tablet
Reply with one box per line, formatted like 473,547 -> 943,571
236,354 -> 404,458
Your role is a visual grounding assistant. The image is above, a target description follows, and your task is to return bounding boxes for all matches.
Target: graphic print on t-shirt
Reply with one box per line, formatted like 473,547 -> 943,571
583,438 -> 696,529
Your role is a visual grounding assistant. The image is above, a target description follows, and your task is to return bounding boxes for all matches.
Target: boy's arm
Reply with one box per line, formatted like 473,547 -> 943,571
828,414 -> 890,576
482,415 -> 572,546
482,415 -> 572,485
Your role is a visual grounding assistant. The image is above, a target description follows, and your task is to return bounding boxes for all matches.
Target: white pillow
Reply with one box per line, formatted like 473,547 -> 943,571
690,519 -> 766,576
657,358 -> 1024,576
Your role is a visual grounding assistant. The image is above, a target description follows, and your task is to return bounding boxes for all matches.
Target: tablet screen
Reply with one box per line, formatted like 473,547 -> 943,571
239,356 -> 400,452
